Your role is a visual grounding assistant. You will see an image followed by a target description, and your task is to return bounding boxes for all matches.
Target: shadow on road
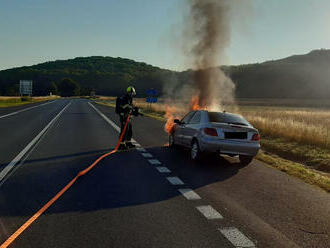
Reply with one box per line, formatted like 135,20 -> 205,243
0,146 -> 244,217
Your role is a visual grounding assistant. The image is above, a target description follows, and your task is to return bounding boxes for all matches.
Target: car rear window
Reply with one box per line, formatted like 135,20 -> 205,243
208,112 -> 250,126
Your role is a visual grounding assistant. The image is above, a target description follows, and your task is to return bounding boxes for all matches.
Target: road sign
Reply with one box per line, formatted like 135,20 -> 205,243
146,88 -> 158,96
146,88 -> 158,104
146,97 -> 158,103
19,80 -> 33,96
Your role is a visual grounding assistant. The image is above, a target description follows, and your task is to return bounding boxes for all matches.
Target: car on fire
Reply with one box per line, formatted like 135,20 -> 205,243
168,110 -> 260,165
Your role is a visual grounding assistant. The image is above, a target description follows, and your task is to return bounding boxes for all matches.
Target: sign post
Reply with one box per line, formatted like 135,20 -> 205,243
19,80 -> 33,96
146,88 -> 158,109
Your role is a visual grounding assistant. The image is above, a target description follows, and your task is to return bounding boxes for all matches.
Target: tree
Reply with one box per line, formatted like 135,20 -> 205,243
48,82 -> 58,95
57,78 -> 80,97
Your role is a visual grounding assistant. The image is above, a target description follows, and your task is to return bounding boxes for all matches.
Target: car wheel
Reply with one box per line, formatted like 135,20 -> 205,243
191,140 -> 201,161
239,155 -> 253,166
169,134 -> 176,148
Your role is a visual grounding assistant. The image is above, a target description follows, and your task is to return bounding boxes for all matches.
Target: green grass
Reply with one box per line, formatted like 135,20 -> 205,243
0,96 -> 59,108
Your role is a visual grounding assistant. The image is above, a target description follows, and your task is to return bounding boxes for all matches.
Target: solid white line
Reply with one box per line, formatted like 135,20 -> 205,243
0,101 -> 71,183
196,205 -> 223,219
219,227 -> 255,248
0,100 -> 55,119
88,102 -> 139,144
155,167 -> 171,173
166,176 -> 184,185
178,188 -> 201,200
148,159 -> 161,165
142,153 -> 153,158
136,147 -> 146,152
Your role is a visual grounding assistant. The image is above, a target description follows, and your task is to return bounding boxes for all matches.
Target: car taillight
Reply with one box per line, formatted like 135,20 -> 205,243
252,133 -> 260,141
204,128 -> 218,136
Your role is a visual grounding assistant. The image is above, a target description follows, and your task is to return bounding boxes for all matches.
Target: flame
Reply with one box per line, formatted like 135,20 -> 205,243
164,106 -> 178,134
165,95 -> 207,134
190,95 -> 201,110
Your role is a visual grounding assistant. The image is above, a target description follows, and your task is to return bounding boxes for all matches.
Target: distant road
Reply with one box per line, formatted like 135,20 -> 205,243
0,99 -> 329,248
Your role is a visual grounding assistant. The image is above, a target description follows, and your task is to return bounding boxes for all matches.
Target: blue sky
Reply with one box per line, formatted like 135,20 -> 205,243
1,0 -> 330,71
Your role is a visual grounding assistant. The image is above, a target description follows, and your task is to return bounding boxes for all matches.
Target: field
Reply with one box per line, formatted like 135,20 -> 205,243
96,96 -> 330,191
0,96 -> 59,108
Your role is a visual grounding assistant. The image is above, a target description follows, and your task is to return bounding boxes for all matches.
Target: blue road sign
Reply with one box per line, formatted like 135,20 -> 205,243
146,89 -> 158,96
146,97 -> 158,103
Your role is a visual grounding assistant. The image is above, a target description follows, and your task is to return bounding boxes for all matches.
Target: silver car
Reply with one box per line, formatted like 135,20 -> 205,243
169,110 -> 260,165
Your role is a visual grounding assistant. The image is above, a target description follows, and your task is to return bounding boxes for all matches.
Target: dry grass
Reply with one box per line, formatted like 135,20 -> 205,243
95,98 -> 330,192
240,108 -> 330,150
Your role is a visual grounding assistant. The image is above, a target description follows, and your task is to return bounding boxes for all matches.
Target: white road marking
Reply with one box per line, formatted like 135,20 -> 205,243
88,102 -> 139,144
178,188 -> 201,200
0,101 -> 71,183
0,100 -> 55,119
142,153 -> 153,158
166,176 -> 184,185
148,159 -> 161,165
219,227 -> 255,248
155,167 -> 171,173
196,205 -> 223,219
89,102 -> 257,246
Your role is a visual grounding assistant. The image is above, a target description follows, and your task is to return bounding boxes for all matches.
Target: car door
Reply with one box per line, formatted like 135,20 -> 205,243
175,111 -> 196,146
182,111 -> 201,146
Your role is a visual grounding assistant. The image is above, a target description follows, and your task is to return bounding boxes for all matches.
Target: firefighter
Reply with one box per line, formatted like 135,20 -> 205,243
115,86 -> 140,150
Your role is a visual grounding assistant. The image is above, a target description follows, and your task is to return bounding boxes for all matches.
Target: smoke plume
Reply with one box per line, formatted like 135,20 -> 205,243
186,0 -> 235,110
164,0 -> 240,133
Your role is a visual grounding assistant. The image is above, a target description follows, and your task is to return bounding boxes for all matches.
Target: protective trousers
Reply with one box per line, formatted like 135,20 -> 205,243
119,115 -> 132,143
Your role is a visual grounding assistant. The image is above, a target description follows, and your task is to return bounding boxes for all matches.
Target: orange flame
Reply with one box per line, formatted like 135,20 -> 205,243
164,95 -> 208,134
164,106 -> 178,134
190,95 -> 201,110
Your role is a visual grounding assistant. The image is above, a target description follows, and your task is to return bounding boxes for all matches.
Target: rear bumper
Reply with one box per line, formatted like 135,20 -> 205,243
199,136 -> 260,156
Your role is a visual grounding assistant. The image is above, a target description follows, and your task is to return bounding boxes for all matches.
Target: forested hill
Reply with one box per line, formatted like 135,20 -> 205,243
0,56 -> 174,96
227,49 -> 330,98
1,49 -> 330,98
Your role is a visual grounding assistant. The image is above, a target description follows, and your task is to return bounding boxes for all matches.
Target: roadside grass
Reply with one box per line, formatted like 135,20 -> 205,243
95,99 -> 330,192
256,151 -> 330,193
0,96 -> 59,108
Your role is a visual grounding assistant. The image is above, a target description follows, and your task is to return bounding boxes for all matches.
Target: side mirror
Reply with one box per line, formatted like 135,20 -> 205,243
174,119 -> 181,124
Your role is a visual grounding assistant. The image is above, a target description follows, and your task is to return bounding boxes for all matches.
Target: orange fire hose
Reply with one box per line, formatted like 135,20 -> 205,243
0,114 -> 131,248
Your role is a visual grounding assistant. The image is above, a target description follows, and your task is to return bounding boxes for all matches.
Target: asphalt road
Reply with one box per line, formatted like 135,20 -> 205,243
0,98 -> 329,248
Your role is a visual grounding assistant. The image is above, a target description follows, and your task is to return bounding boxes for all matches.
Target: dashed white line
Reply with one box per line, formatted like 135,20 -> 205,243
178,188 -> 201,200
0,101 -> 71,184
155,167 -> 171,173
148,159 -> 161,165
0,100 -> 55,119
196,205 -> 223,220
89,102 -> 257,246
166,176 -> 184,185
88,102 -> 139,144
142,153 -> 153,158
219,227 -> 255,248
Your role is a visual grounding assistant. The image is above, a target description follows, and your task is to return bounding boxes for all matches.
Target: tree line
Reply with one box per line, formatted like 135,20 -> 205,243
1,50 -> 330,98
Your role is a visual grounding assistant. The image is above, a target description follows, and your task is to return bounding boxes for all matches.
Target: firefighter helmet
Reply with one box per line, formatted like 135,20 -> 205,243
126,86 -> 136,96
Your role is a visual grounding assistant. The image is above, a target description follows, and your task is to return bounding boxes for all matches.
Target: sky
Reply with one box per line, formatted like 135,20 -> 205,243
1,0 -> 330,71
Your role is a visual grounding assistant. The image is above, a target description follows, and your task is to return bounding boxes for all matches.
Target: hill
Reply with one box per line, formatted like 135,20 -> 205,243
1,49 -> 330,98
227,49 -> 330,98
0,56 -> 173,96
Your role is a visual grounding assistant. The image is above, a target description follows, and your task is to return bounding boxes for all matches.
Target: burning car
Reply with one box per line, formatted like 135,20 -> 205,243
168,110 -> 260,165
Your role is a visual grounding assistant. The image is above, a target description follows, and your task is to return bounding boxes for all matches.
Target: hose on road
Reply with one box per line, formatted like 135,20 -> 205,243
0,114 -> 131,248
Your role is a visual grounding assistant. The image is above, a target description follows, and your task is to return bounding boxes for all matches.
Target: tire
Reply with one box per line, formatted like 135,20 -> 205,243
191,139 -> 202,161
169,134 -> 176,148
239,155 -> 253,166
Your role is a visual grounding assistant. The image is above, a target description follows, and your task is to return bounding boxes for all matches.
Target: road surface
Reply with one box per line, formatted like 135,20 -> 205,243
0,99 -> 329,248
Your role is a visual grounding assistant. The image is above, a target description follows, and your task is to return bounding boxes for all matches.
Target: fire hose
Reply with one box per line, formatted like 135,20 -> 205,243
0,114 -> 131,248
